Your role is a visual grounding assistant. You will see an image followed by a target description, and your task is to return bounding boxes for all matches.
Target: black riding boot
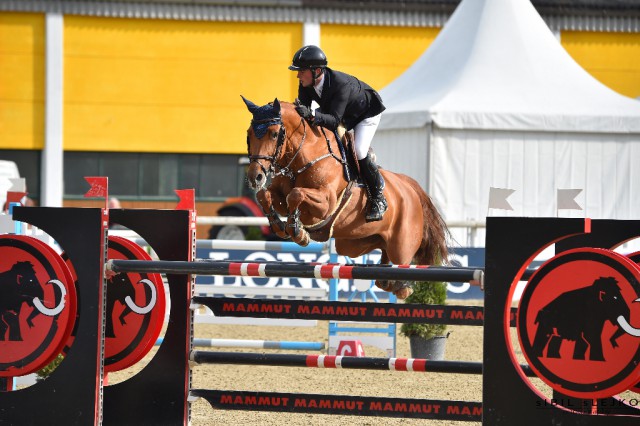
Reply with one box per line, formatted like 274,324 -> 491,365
358,154 -> 388,222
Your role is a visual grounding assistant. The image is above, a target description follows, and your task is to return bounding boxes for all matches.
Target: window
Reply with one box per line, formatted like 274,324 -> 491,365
63,152 -> 242,200
64,152 -> 100,196
199,155 -> 243,198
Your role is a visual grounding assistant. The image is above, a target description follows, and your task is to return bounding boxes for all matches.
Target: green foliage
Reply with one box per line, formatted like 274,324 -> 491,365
245,226 -> 264,240
400,281 -> 448,340
36,354 -> 64,379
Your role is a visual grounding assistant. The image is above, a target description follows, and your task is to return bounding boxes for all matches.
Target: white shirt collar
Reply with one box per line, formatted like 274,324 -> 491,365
314,73 -> 325,98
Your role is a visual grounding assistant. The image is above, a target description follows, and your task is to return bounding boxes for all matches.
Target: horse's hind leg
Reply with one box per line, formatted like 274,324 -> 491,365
375,251 -> 393,291
380,220 -> 427,299
392,284 -> 413,299
374,251 -> 414,299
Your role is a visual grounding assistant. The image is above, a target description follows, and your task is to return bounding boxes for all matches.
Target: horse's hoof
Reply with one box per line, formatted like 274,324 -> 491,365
375,280 -> 392,292
394,287 -> 414,300
274,230 -> 291,240
297,232 -> 310,247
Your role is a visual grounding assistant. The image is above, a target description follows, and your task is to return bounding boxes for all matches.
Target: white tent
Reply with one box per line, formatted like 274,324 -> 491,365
374,0 -> 640,246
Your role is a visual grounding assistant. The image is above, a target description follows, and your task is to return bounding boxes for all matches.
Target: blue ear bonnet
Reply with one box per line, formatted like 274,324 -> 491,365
251,104 -> 282,139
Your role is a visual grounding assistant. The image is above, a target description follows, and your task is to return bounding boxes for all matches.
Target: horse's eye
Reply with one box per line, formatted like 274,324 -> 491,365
271,130 -> 278,139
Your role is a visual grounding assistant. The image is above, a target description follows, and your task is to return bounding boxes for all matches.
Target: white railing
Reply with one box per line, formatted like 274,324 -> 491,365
195,216 -> 487,247
196,216 -> 486,229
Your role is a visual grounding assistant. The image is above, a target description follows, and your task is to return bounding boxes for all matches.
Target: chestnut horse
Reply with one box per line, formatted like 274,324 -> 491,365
242,97 -> 449,298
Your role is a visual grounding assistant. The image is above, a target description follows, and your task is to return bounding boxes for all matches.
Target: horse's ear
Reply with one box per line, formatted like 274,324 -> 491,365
241,95 -> 260,114
273,98 -> 281,114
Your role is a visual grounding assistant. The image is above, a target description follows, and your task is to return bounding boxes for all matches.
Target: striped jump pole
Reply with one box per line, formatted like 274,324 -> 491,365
106,259 -> 484,286
190,351 -> 537,376
155,337 -> 324,351
122,257 -> 535,284
133,238 -> 329,253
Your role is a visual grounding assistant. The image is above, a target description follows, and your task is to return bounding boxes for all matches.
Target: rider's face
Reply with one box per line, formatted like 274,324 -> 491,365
296,69 -> 314,87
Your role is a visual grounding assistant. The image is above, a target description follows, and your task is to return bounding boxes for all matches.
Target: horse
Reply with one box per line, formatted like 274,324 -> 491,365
242,96 -> 449,299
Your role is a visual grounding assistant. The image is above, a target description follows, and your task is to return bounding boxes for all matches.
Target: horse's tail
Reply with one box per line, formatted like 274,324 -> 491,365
406,178 -> 450,266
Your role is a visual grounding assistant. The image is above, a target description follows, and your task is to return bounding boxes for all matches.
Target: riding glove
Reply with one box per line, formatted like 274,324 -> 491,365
295,104 -> 314,122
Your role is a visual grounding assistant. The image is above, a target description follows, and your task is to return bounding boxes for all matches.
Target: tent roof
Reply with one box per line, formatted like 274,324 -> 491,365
379,0 -> 640,133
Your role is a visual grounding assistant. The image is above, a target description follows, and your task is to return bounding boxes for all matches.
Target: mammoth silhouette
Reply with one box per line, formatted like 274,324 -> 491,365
105,272 -> 156,338
0,261 -> 65,341
532,276 -> 639,361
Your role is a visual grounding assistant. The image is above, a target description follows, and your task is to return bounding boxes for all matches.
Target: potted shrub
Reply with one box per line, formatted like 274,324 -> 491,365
400,281 -> 449,359
36,354 -> 64,382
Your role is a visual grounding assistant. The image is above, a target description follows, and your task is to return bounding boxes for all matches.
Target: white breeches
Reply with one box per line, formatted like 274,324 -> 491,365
353,113 -> 382,160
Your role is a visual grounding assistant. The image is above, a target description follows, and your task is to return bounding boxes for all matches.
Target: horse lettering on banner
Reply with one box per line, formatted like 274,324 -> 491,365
242,97 -> 449,298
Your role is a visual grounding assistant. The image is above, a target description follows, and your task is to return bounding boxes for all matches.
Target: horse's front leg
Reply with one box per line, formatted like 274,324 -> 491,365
256,189 -> 289,240
284,187 -> 335,246
284,188 -> 312,246
375,250 -> 414,300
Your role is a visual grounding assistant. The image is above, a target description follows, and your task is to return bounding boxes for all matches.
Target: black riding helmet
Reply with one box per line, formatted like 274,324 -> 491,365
288,45 -> 327,71
289,45 -> 327,86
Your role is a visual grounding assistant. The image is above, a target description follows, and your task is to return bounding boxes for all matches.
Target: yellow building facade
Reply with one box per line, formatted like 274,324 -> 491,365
1,4 -> 639,210
0,12 -> 45,150
1,14 -> 440,155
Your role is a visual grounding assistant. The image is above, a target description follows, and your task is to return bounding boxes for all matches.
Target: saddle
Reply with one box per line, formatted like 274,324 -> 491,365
333,127 -> 361,184
336,129 -> 380,184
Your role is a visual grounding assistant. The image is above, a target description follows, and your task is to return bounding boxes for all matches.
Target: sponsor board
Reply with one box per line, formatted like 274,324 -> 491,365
196,247 -> 486,299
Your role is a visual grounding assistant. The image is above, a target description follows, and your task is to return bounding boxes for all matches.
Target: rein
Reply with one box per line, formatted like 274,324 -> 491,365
248,114 -> 345,184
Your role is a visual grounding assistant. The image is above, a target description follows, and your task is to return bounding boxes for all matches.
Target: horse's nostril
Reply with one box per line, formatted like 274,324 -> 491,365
256,175 -> 263,182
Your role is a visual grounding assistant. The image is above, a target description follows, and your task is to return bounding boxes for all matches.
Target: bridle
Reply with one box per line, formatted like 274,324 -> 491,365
247,113 -> 342,184
247,115 -> 288,178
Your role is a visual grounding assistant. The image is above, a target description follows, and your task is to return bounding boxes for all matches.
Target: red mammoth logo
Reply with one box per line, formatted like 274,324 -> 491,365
518,248 -> 640,399
0,235 -> 76,378
0,261 -> 66,342
105,272 -> 156,339
62,236 -> 165,373
531,276 -> 639,361
102,237 -> 164,373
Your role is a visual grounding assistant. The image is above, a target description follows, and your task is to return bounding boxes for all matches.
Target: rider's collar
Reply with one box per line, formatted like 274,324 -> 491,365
314,73 -> 325,98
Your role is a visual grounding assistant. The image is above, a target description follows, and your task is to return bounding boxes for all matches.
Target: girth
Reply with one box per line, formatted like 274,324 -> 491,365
304,180 -> 355,241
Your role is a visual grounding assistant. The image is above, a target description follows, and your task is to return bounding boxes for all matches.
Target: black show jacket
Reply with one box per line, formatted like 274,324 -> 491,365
297,68 -> 385,131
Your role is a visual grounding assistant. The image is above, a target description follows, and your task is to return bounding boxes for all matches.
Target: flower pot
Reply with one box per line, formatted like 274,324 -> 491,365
409,333 -> 449,360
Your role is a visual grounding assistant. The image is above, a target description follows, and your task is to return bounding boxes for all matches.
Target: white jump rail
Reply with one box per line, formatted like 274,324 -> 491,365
192,216 -> 487,247
195,216 -> 487,229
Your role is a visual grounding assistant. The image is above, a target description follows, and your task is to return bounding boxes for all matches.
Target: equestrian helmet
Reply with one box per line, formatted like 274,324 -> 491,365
288,45 -> 327,71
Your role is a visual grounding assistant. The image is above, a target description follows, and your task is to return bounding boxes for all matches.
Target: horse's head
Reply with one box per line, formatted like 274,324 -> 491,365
242,96 -> 287,190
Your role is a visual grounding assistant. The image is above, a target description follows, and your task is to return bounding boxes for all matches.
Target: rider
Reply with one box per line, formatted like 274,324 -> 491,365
288,45 -> 387,222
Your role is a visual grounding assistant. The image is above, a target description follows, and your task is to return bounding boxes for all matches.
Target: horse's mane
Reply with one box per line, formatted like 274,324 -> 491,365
277,101 -> 325,137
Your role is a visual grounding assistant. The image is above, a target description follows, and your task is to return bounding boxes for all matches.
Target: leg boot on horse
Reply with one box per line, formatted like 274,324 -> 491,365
358,153 -> 388,222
